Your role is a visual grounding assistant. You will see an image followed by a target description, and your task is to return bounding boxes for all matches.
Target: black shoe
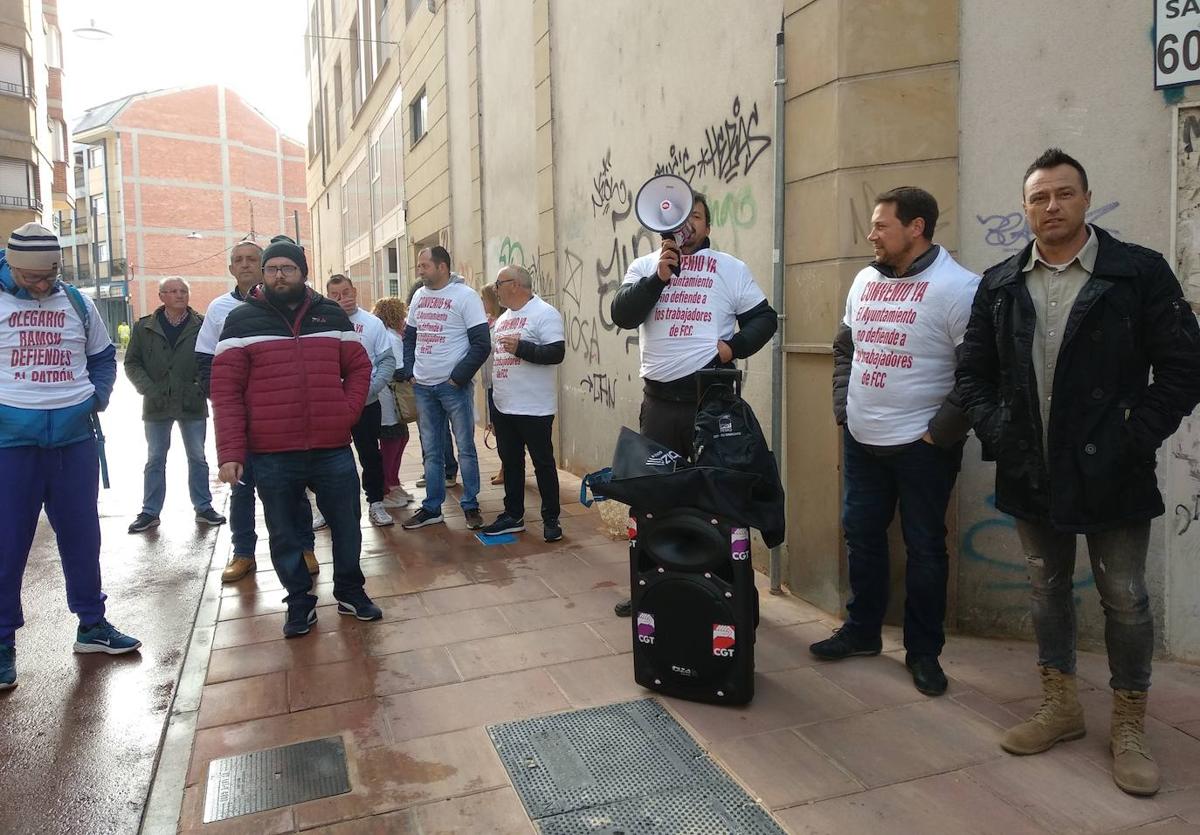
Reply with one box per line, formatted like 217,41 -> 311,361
283,603 -> 317,638
614,598 -> 632,618
481,513 -> 525,536
195,508 -> 227,526
543,520 -> 563,543
464,508 -> 485,530
128,513 -> 160,534
808,626 -> 882,660
336,593 -> 383,622
402,507 -> 444,529
906,653 -> 948,696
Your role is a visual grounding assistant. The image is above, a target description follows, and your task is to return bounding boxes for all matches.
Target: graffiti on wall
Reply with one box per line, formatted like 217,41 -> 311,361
580,372 -> 617,409
653,97 -> 772,185
592,149 -> 632,222
497,236 -> 556,301
975,202 -> 1121,253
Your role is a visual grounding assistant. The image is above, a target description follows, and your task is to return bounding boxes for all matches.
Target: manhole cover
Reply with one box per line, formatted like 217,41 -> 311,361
203,736 -> 351,823
489,699 -> 783,834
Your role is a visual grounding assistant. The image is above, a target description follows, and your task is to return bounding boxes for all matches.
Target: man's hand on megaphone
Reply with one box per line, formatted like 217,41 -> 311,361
657,239 -> 680,283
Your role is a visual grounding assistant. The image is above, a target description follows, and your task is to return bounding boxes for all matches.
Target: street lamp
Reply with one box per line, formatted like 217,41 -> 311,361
72,19 -> 112,40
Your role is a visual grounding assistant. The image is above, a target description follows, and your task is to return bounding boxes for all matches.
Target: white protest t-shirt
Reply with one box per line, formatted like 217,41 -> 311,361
406,281 -> 488,386
623,247 -> 766,382
492,295 -> 565,416
196,290 -> 244,354
350,307 -> 393,404
0,288 -> 111,409
844,247 -> 980,445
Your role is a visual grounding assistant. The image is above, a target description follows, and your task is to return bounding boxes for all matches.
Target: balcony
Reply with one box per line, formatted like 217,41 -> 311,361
0,80 -> 35,101
0,195 -> 43,212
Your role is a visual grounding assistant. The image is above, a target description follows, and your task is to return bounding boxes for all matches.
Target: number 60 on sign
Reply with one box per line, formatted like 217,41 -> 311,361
1157,0 -> 1200,88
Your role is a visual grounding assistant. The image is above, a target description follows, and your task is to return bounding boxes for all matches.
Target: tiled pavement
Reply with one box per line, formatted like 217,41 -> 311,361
164,437 -> 1200,834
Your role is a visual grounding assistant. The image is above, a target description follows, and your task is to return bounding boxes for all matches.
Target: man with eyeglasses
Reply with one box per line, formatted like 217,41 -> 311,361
211,235 -> 382,638
0,222 -> 140,690
196,240 -> 320,583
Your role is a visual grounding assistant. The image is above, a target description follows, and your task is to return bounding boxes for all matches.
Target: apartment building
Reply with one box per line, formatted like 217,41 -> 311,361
67,85 -> 309,329
0,0 -> 70,238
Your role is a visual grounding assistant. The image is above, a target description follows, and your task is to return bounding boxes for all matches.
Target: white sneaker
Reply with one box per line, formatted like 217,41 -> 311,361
382,488 -> 413,508
368,501 -> 394,527
312,509 -> 328,531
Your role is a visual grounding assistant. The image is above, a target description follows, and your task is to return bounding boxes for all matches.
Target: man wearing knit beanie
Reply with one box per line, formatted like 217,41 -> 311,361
0,222 -> 140,690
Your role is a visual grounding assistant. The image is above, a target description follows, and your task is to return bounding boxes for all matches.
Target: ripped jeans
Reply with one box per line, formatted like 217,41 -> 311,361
1014,520 -> 1153,692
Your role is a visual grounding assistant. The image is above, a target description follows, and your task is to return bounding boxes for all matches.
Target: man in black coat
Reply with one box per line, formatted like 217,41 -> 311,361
957,148 -> 1200,797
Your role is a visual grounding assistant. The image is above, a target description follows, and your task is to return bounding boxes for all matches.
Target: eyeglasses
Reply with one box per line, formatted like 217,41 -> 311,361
16,270 -> 59,284
495,279 -> 515,288
263,265 -> 300,277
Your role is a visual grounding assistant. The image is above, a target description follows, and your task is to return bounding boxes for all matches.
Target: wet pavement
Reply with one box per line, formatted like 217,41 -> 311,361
0,367 -> 225,835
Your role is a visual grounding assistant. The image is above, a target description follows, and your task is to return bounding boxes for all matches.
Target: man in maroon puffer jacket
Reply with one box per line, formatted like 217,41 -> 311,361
212,235 -> 382,638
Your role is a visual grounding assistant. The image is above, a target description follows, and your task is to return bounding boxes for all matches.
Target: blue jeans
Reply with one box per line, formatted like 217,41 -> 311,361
842,426 -> 962,657
414,381 -> 479,513
142,418 -> 213,515
1016,519 -> 1153,692
229,455 -> 314,557
250,447 -> 365,608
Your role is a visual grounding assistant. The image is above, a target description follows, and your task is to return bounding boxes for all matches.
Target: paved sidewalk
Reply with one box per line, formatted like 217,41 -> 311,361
169,436 -> 1200,834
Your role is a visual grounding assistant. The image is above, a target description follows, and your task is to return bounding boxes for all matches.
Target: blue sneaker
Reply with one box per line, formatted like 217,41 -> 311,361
283,603 -> 317,638
0,644 -> 15,690
74,619 -> 142,655
336,594 -> 383,622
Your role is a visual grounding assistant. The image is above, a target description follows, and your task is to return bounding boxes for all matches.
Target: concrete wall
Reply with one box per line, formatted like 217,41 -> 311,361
547,0 -> 782,476
478,0 -> 540,290
958,0 -> 1200,659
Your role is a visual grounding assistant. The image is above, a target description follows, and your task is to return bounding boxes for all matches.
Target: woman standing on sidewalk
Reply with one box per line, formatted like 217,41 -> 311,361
373,298 -> 414,509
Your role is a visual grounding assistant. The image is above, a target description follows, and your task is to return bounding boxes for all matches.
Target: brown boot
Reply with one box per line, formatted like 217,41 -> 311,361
221,555 -> 256,583
1000,666 -> 1086,755
303,550 -> 319,576
1111,689 -> 1160,796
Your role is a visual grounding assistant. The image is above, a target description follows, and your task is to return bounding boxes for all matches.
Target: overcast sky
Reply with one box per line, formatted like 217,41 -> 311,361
60,0 -> 309,142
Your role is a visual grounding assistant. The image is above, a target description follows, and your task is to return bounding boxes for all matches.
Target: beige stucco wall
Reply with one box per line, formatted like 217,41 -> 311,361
959,0 -> 1200,660
546,0 -> 782,478
477,0 -> 540,290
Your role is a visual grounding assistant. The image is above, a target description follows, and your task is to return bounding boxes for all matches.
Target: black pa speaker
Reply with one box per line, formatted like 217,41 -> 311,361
629,507 -> 758,705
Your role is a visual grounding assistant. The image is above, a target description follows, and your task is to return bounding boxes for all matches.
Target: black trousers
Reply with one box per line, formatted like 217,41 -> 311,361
350,400 -> 385,503
493,406 -> 559,523
638,392 -> 697,461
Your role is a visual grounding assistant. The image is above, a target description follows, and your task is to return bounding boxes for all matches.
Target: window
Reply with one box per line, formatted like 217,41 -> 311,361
405,0 -> 421,22
350,14 -> 362,113
409,88 -> 427,146
374,0 -> 388,77
0,158 -> 36,209
332,61 -> 345,147
50,120 -> 65,162
369,139 -> 381,223
46,25 -> 62,69
379,112 -> 400,214
88,146 -> 105,168
0,45 -> 29,98
93,194 -> 107,216
96,241 -> 109,263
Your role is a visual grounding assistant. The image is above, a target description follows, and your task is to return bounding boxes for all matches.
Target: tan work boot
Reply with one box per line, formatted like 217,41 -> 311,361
1111,689 -> 1160,796
1000,666 -> 1086,755
221,555 -> 256,583
303,550 -> 319,576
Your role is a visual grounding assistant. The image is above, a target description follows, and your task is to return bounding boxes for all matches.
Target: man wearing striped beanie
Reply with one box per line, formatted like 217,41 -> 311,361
0,222 -> 141,691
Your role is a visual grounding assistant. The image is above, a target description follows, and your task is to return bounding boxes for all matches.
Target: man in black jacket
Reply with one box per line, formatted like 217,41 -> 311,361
609,192 -> 777,616
957,148 -> 1200,797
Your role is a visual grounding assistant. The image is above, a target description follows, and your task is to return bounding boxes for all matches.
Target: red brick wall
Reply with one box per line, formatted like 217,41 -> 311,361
136,134 -> 223,184
117,87 -> 222,138
225,90 -> 278,152
229,145 -> 279,195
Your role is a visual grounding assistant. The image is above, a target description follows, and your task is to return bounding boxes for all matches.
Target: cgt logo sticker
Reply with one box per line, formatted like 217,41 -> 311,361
731,527 -> 750,561
713,623 -> 736,657
636,612 -> 655,645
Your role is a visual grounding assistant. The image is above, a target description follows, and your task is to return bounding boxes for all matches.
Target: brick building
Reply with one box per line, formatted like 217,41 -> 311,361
69,85 -> 308,323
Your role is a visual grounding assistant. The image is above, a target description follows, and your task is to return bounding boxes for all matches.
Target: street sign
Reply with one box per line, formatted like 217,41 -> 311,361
1157,1 -> 1200,88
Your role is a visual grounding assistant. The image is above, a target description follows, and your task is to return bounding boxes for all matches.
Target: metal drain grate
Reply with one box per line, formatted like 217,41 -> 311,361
203,736 -> 351,823
488,699 -> 784,834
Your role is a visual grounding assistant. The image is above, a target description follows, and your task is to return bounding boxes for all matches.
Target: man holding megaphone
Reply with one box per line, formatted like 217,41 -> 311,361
609,180 -> 778,618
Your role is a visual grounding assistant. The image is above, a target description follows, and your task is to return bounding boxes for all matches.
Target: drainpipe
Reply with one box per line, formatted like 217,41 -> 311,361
769,20 -> 786,595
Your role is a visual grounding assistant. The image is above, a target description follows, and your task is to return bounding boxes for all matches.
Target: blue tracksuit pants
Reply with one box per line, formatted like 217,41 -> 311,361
0,439 -> 106,645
